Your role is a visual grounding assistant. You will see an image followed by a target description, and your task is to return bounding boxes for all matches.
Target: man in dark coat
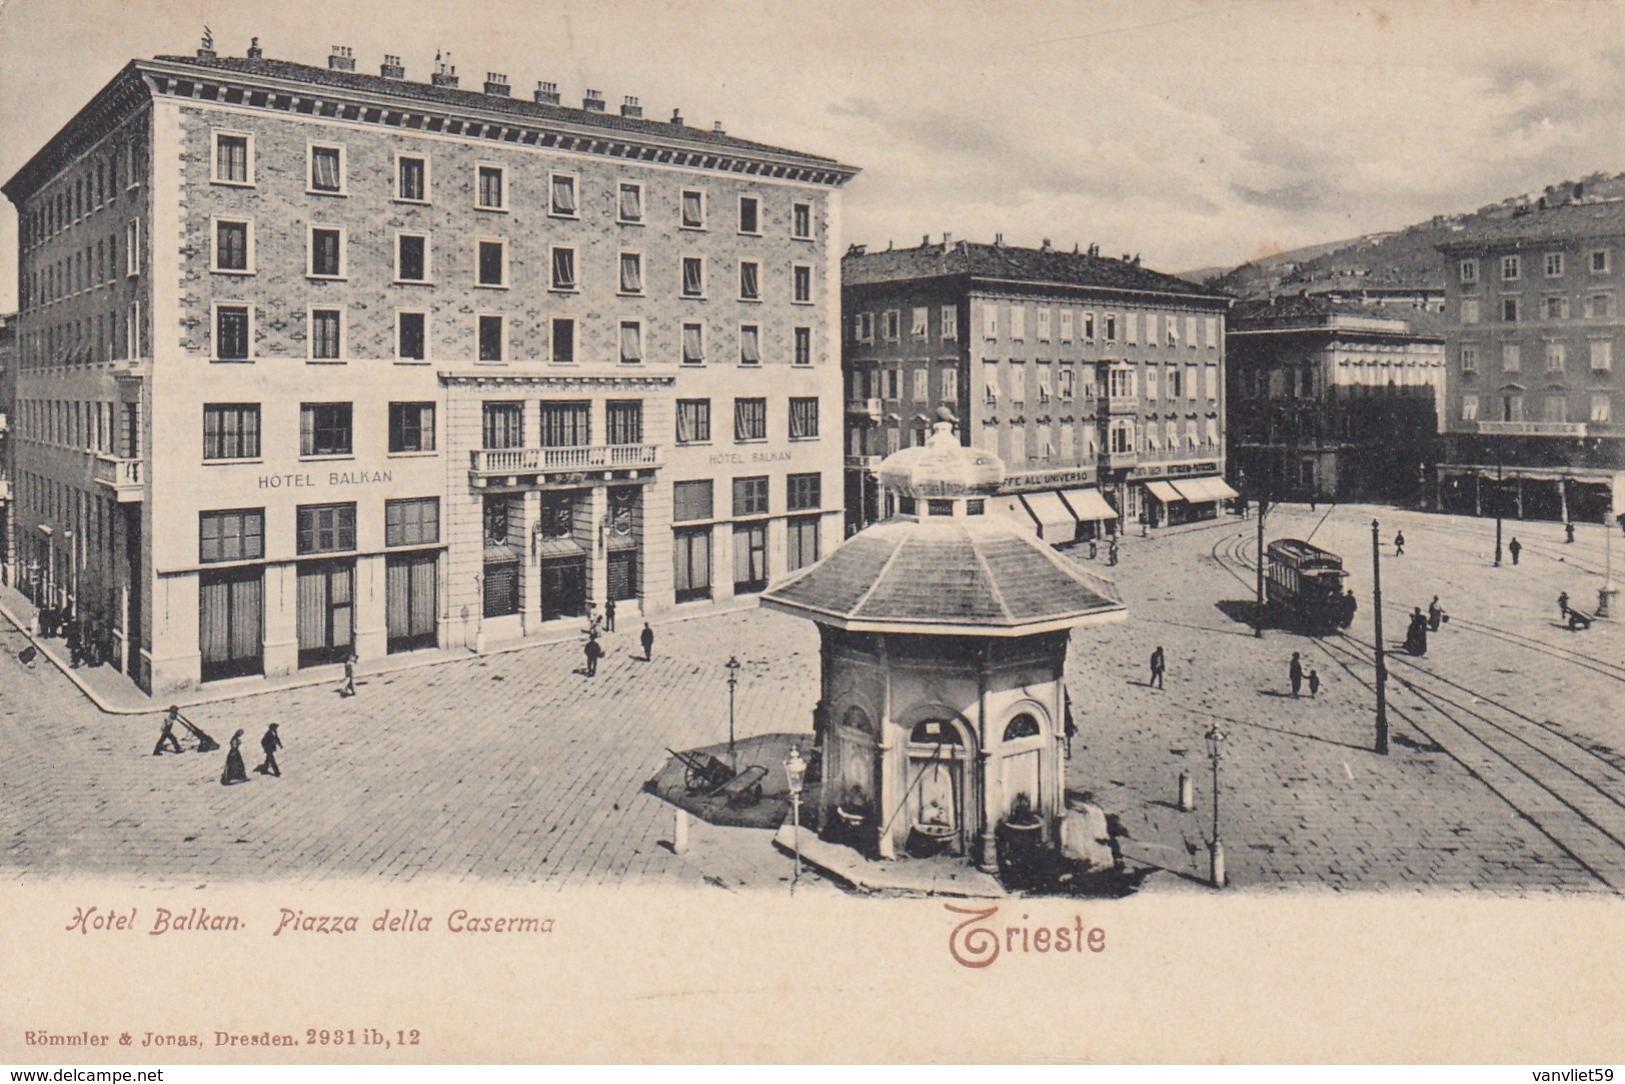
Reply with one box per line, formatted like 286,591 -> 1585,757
1289,652 -> 1303,697
1405,608 -> 1428,656
1508,537 -> 1522,565
584,636 -> 603,677
1149,646 -> 1165,689
1559,591 -> 1570,620
255,723 -> 283,777
1566,522 -> 1576,544
640,622 -> 655,661
604,599 -> 616,633
1394,530 -> 1405,557
1341,589 -> 1358,629
152,707 -> 184,756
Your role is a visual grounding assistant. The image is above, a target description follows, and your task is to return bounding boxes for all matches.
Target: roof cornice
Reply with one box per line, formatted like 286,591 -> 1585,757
3,62 -> 151,204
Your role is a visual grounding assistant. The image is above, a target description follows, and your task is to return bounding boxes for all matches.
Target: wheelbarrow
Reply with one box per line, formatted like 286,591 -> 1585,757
666,748 -> 736,794
710,764 -> 768,808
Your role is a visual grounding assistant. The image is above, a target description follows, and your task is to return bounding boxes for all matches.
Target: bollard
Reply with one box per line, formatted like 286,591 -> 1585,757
1177,770 -> 1194,812
1210,840 -> 1226,888
673,808 -> 689,855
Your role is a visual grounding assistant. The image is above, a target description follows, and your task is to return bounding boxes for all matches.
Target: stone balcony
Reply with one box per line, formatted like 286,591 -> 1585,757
845,454 -> 883,470
92,455 -> 144,501
469,443 -> 662,488
1104,450 -> 1139,470
1475,421 -> 1588,437
846,397 -> 883,421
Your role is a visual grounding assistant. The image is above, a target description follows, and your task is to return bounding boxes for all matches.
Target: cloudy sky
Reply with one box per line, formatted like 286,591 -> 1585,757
4,0 -> 1625,305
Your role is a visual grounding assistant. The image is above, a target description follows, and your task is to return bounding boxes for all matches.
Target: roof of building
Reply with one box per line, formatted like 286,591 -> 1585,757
149,52 -> 853,170
1230,294 -> 1446,339
842,239 -> 1231,302
1436,198 -> 1625,251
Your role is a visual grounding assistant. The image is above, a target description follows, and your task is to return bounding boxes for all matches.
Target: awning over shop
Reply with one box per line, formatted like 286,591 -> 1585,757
1059,487 -> 1119,521
1020,491 -> 1078,542
1170,476 -> 1239,503
534,537 -> 587,560
1144,480 -> 1184,503
994,497 -> 1039,534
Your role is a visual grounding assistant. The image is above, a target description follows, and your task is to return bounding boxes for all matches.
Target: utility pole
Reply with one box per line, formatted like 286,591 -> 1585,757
1254,491 -> 1266,638
1494,459 -> 1504,566
1371,518 -> 1389,755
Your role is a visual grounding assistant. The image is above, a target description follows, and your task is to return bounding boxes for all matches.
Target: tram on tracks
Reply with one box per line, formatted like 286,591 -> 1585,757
1265,538 -> 1350,632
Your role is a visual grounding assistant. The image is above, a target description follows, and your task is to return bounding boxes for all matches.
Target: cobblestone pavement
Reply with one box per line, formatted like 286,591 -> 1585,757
2,503 -> 1622,893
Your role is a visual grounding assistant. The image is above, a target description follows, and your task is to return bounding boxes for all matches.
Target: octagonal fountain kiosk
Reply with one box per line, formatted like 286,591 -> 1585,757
761,417 -> 1126,873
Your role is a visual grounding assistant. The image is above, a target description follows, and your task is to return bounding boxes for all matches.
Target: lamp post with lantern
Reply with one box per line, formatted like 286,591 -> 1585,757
783,744 -> 806,894
724,655 -> 742,770
1205,725 -> 1227,888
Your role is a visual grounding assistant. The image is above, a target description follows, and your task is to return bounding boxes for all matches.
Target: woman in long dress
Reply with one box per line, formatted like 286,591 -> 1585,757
221,729 -> 248,785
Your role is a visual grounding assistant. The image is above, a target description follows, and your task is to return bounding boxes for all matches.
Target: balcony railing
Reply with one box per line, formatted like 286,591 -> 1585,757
1104,397 -> 1139,414
1476,421 -> 1588,437
846,398 -> 883,420
470,443 -> 662,476
92,455 -> 144,501
1105,450 -> 1139,470
845,454 -> 883,470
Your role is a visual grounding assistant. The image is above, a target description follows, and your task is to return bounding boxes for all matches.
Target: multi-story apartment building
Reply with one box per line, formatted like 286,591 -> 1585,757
842,237 -> 1232,538
0,312 -> 14,585
1227,295 -> 1445,503
1436,193 -> 1625,524
3,39 -> 855,696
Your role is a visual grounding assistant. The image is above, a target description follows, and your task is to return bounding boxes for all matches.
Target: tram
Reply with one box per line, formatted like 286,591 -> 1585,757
1264,538 -> 1349,632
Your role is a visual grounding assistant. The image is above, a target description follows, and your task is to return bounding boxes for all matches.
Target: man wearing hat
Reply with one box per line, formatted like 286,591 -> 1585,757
255,723 -> 283,777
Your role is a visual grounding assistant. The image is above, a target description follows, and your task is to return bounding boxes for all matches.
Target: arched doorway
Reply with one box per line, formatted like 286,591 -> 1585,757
1000,711 -> 1048,821
904,716 -> 974,855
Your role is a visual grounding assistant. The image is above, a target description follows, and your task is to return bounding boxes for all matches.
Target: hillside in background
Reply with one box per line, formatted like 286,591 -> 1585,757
1201,171 -> 1625,299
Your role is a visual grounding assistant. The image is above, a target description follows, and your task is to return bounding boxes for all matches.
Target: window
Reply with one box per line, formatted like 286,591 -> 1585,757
683,323 -> 705,365
1461,396 -> 1479,422
738,196 -> 759,234
1125,312 -> 1138,345
1501,254 -> 1521,281
1502,298 -> 1519,322
309,308 -> 343,360
983,361 -> 1000,402
1011,306 -> 1027,340
786,516 -> 819,571
681,256 -> 705,298
673,526 -> 712,602
734,397 -> 766,441
482,402 -> 524,449
676,399 -> 711,444
308,144 -> 344,194
213,132 -> 251,185
983,304 -> 998,339
300,403 -> 352,457
214,304 -> 251,361
1501,343 -> 1521,372
674,480 -> 714,522
1588,294 -> 1614,319
1059,365 -> 1075,399
1545,342 -> 1566,372
551,318 -> 574,364
203,404 -> 260,460
792,202 -> 812,239
297,503 -> 357,554
1165,316 -> 1177,347
733,524 -> 768,594
618,182 -> 643,224
199,509 -> 264,563
1009,427 -> 1026,464
477,165 -> 505,210
1060,309 -> 1074,342
1037,363 -> 1052,402
1591,393 -> 1612,423
1544,395 -> 1568,423
1460,344 -> 1478,373
789,397 -> 819,439
942,368 -> 959,403
309,227 -> 344,278
1546,252 -> 1565,277
1084,312 -> 1097,341
549,173 -> 577,217
733,476 -> 769,516
913,369 -> 930,401
941,305 -> 958,341
881,310 -> 900,342
1460,258 -> 1479,284
620,321 -> 643,364
539,401 -> 590,447
1591,249 -> 1611,274
1037,308 -> 1052,341
795,266 -> 814,304
1109,368 -> 1136,399
479,240 -> 507,287
794,327 -> 812,366
385,498 -> 439,547
1109,314 -> 1121,343
1501,393 -> 1524,422
620,252 -> 643,294
478,315 -> 504,362
550,246 -> 576,291
397,233 -> 429,282
397,155 -> 427,202
388,403 -> 436,453
1460,298 -> 1480,324
739,325 -> 761,365
681,189 -> 705,229
1592,340 -> 1614,371
1146,365 -> 1160,400
212,218 -> 250,273
1545,297 -> 1569,320
1008,362 -> 1026,403
602,400 -> 642,446
739,261 -> 760,301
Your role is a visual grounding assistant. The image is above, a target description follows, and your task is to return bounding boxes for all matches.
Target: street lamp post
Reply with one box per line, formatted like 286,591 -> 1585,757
783,744 -> 806,895
1493,460 -> 1504,567
1254,484 -> 1266,639
724,655 -> 742,770
1371,519 -> 1389,755
1205,725 -> 1226,888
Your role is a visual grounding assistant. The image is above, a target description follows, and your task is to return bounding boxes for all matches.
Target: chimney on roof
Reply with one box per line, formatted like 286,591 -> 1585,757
713,120 -> 725,134
1040,238 -> 1053,253
431,53 -> 458,87
1072,242 -> 1079,254
670,108 -> 684,127
620,95 -> 643,118
922,234 -> 931,247
484,72 -> 510,96
1575,181 -> 1586,201
847,243 -> 867,257
534,81 -> 560,104
886,239 -> 894,251
583,89 -> 606,112
246,37 -> 263,60
197,26 -> 216,60
994,233 -> 1004,247
380,54 -> 404,79
328,45 -> 356,72
942,232 -> 953,252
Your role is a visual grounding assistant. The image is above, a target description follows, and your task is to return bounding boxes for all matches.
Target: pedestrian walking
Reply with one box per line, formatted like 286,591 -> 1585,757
1427,595 -> 1444,632
1341,589 -> 1358,629
1108,538 -> 1119,566
1289,652 -> 1303,697
1508,537 -> 1521,565
1307,669 -> 1320,698
1405,607 -> 1429,656
254,723 -> 283,777
1566,522 -> 1576,544
221,730 -> 248,786
152,706 -> 184,756
340,651 -> 358,697
1558,591 -> 1570,621
1309,496 -> 1317,513
65,618 -> 83,668
640,621 -> 655,661
1149,645 -> 1165,689
605,599 -> 616,633
584,636 -> 603,677
589,608 -> 603,638
1394,530 -> 1405,557
1063,689 -> 1077,759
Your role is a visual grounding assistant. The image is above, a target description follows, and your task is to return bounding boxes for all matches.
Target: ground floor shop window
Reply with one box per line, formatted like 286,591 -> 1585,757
199,566 -> 263,681
786,515 -> 820,571
297,559 -> 354,667
483,559 -> 520,618
674,527 -> 712,603
386,551 -> 438,653
734,523 -> 768,594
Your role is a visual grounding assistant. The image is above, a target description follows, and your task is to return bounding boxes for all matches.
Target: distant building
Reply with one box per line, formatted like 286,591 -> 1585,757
1436,196 -> 1625,524
842,237 -> 1234,541
0,312 -> 14,585
1226,295 -> 1445,503
3,40 -> 855,695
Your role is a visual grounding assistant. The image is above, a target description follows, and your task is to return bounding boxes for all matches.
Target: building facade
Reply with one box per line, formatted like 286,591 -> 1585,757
4,41 -> 855,695
842,238 -> 1233,539
0,312 -> 14,586
1226,296 -> 1445,503
1436,195 -> 1625,524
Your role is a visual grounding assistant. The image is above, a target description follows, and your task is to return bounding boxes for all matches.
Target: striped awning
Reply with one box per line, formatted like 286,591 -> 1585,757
1060,487 -> 1119,521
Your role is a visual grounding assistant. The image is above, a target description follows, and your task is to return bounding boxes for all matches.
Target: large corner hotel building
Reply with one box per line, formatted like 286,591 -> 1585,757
3,42 -> 856,696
